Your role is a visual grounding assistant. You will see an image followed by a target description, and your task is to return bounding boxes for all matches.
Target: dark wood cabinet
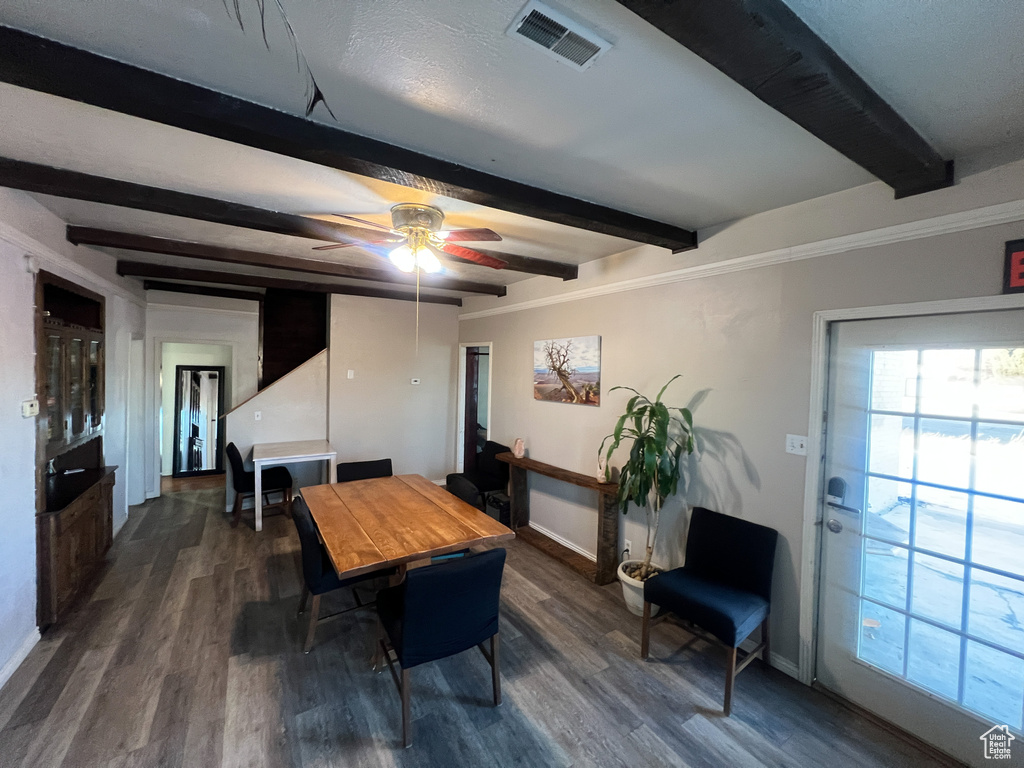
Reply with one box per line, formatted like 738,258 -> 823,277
37,466 -> 116,627
35,272 -> 110,628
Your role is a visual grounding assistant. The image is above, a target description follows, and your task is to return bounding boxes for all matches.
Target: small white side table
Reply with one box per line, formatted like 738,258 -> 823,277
251,439 -> 337,531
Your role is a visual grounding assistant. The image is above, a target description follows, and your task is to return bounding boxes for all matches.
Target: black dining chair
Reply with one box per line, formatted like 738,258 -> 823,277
376,548 -> 506,747
445,441 -> 511,510
225,441 -> 293,528
293,497 -> 394,652
640,507 -> 779,716
336,458 -> 393,483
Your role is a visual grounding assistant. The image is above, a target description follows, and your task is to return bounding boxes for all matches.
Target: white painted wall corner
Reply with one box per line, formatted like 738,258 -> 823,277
0,629 -> 40,693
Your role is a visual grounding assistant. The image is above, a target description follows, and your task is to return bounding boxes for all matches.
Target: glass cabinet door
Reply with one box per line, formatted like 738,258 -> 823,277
69,336 -> 85,438
45,333 -> 64,444
88,339 -> 102,432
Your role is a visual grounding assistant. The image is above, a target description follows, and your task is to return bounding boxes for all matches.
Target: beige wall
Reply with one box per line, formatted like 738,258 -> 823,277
225,351 -> 329,509
459,172 -> 1024,669
329,295 -> 459,481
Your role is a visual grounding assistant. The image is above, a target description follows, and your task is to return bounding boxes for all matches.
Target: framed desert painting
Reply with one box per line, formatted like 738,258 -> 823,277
533,336 -> 601,406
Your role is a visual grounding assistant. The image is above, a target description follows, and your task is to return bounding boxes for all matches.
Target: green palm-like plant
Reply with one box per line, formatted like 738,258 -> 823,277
599,375 -> 695,581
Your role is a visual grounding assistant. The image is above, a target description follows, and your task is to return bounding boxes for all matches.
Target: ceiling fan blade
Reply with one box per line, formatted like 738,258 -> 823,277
326,213 -> 401,235
434,228 -> 502,242
313,238 -> 400,252
433,242 -> 507,270
312,242 -> 357,251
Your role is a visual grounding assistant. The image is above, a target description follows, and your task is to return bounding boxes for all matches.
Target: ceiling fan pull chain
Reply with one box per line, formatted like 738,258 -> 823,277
415,266 -> 420,356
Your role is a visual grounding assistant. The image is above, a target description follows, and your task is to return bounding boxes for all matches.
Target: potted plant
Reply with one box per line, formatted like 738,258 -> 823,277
600,375 -> 695,616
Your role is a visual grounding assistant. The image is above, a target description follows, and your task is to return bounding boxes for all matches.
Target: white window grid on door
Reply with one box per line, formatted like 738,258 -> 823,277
858,346 -> 1024,729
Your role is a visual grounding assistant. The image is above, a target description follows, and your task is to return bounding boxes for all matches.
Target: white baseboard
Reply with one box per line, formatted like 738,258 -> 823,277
527,522 -> 597,562
0,629 -> 40,693
738,636 -> 800,680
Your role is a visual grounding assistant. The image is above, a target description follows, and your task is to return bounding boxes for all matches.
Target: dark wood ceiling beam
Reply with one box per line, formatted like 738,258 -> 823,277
0,25 -> 697,252
142,281 -> 264,302
118,262 -> 462,306
0,157 -> 368,243
0,157 -> 562,279
67,226 -> 507,296
614,0 -> 953,198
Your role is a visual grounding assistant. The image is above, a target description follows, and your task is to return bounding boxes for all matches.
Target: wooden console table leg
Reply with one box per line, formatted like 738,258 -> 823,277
509,465 -> 529,529
595,493 -> 619,586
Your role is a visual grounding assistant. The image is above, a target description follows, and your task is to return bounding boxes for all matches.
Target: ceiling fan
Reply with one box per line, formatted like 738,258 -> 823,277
312,203 -> 509,272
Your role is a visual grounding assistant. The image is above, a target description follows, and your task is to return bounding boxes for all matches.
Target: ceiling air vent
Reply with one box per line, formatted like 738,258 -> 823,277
507,1 -> 611,71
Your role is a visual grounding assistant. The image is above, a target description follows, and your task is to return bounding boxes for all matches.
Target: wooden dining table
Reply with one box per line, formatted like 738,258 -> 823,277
300,474 -> 515,579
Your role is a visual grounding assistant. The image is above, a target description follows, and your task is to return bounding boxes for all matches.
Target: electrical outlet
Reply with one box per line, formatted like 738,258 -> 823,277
624,539 -> 633,559
254,411 -> 262,422
21,398 -> 39,418
785,434 -> 808,455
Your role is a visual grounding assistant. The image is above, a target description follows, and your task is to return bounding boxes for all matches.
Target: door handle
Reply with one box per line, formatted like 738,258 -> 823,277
827,500 -> 861,515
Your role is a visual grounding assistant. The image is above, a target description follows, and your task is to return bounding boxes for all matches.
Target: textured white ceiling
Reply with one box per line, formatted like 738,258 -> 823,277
0,0 -> 875,232
783,0 -> 1024,158
0,0 -> 1020,293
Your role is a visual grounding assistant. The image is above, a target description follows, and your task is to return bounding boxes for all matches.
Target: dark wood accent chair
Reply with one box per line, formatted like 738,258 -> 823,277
377,548 -> 506,747
445,441 -> 510,510
225,442 -> 293,528
292,498 -> 394,652
640,507 -> 779,716
336,458 -> 393,483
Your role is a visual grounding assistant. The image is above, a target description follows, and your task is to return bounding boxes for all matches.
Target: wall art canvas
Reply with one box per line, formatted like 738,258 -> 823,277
533,336 -> 601,406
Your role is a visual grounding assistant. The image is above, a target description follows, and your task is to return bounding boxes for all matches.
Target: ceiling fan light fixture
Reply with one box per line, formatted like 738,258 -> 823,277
417,248 -> 442,273
388,244 -> 417,272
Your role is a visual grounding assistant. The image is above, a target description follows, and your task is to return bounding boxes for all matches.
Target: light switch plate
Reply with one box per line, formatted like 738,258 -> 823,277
347,369 -> 354,379
785,434 -> 808,455
22,398 -> 39,418
410,378 -> 421,385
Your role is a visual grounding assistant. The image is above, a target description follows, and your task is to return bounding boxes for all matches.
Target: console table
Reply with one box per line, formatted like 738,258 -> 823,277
496,453 -> 620,585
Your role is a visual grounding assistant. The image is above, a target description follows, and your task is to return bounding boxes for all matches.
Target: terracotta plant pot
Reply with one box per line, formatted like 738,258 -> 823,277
617,559 -> 663,617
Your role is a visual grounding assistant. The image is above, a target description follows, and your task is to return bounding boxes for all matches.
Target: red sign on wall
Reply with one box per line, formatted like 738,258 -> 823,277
1005,239 -> 1024,294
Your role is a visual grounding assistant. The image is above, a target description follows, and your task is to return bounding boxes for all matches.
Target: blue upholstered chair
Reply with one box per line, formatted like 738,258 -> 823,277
641,507 -> 779,715
336,458 -> 393,483
226,441 -> 293,528
292,498 -> 394,652
376,548 -> 506,747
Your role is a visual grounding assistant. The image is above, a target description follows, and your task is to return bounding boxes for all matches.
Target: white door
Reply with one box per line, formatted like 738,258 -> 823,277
817,309 -> 1024,767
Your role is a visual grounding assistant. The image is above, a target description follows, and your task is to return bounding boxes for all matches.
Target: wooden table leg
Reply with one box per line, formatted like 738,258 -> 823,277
389,563 -> 407,587
509,465 -> 529,529
254,459 -> 263,532
595,492 -> 619,585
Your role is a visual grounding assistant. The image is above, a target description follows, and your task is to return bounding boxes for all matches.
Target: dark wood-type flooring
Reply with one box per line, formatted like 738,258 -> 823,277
0,488 -> 953,767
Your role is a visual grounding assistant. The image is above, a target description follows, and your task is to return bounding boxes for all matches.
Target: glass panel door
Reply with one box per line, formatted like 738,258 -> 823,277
45,332 -> 64,445
88,338 -> 102,432
817,309 -> 1024,766
68,336 -> 85,438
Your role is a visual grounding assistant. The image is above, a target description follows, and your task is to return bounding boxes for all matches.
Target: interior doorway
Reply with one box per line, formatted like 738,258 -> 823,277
171,366 -> 225,477
456,343 -> 492,473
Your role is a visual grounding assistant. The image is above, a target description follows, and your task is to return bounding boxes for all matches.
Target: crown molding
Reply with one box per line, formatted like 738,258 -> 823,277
0,219 -> 145,308
460,199 -> 1024,321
